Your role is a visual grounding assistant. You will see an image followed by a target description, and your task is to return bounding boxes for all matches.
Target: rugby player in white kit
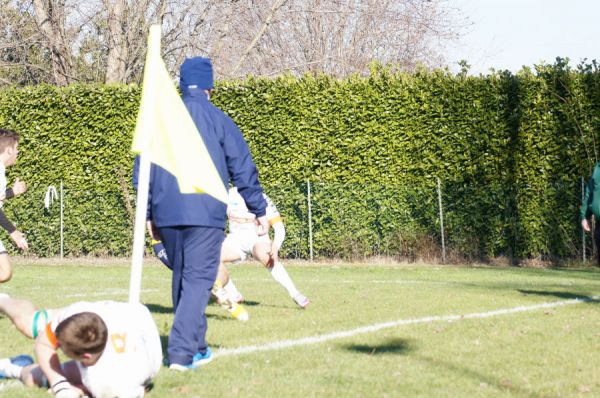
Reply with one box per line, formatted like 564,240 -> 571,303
0,294 -> 161,397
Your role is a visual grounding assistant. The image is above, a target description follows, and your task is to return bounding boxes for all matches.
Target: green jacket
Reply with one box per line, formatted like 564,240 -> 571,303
580,162 -> 600,221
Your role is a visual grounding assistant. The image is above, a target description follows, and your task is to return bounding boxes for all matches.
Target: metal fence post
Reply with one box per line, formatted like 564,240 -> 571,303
437,177 -> 446,264
60,181 -> 64,258
582,177 -> 586,261
307,180 -> 313,261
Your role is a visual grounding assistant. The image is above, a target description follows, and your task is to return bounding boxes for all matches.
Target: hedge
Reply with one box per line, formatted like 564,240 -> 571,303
0,59 -> 598,262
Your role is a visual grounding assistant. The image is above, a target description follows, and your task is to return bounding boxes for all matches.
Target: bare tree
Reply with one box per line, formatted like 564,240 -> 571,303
217,0 -> 464,78
0,0 -> 49,85
32,0 -> 73,85
0,0 -> 465,86
104,0 -> 127,83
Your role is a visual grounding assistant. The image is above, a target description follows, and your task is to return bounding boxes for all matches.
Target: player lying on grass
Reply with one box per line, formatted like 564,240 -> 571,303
152,187 -> 309,321
0,294 -> 162,398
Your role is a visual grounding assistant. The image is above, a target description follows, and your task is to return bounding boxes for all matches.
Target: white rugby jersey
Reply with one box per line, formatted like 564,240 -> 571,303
227,187 -> 281,231
0,163 -> 6,207
47,301 -> 161,398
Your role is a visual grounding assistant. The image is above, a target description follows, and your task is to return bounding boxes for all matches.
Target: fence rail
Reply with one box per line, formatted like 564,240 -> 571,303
3,179 -> 592,264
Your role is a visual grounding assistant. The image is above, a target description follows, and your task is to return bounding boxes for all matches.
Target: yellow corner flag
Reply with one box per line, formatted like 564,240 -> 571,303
131,25 -> 228,203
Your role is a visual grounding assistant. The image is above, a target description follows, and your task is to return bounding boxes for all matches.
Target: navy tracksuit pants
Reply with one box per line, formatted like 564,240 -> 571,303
159,226 -> 224,366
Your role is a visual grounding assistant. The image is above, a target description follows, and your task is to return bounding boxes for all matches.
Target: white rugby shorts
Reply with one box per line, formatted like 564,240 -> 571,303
224,227 -> 270,262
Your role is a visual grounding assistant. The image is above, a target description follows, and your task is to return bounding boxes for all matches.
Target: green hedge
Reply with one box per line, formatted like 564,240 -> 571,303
0,59 -> 598,261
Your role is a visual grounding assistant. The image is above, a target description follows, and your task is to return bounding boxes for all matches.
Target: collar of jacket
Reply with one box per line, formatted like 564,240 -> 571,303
181,85 -> 210,100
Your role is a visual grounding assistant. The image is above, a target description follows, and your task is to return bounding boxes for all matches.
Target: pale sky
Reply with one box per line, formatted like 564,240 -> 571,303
447,0 -> 600,75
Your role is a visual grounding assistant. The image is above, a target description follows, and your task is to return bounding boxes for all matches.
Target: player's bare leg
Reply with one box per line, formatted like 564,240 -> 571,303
218,242 -> 245,303
253,242 -> 310,308
0,295 -> 37,338
0,253 -> 12,283
216,263 -> 230,287
211,243 -> 248,321
252,241 -> 273,267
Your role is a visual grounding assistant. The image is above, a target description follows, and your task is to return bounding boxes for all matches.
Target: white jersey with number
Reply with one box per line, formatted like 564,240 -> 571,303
49,301 -> 162,398
227,187 -> 280,232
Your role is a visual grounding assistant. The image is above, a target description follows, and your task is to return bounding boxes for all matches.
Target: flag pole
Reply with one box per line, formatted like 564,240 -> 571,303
129,154 -> 151,303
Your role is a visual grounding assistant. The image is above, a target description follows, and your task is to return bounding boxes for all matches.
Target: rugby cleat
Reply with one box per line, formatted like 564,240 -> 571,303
228,302 -> 249,322
212,282 -> 249,321
0,354 -> 34,379
293,293 -> 310,309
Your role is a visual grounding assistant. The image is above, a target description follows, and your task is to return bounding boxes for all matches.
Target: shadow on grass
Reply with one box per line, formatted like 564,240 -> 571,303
146,303 -> 172,314
146,302 -> 247,318
240,299 -> 302,310
518,289 -> 600,303
416,354 -> 540,398
342,338 -> 416,356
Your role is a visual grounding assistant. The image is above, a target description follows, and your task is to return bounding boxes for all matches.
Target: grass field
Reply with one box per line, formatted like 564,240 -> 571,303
1,259 -> 600,397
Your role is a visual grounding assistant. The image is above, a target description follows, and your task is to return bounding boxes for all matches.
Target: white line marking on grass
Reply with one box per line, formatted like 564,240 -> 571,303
213,295 -> 598,358
234,277 -> 448,285
65,289 -> 160,298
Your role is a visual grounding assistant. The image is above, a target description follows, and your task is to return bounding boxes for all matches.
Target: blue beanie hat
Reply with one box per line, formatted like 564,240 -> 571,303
180,57 -> 214,89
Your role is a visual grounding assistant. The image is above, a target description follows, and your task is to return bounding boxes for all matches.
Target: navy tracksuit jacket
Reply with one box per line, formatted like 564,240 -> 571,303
133,86 -> 266,366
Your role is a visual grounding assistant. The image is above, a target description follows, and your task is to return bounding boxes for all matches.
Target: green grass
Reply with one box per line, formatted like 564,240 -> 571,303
1,260 -> 600,397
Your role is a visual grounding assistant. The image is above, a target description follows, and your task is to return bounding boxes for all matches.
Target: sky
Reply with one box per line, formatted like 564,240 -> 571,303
446,0 -> 600,75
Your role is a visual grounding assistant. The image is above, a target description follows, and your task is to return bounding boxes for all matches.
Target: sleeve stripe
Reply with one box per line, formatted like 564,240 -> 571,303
45,323 -> 58,348
269,215 -> 282,225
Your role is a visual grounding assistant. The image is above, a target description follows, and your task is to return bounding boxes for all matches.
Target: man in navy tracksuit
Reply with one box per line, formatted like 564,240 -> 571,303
134,57 -> 267,370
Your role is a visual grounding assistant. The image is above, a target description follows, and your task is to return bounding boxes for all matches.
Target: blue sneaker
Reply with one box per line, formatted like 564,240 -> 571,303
192,347 -> 213,366
0,355 -> 34,379
168,348 -> 213,371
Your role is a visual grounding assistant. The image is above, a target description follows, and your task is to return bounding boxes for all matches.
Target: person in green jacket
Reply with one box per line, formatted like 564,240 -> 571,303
580,161 -> 600,265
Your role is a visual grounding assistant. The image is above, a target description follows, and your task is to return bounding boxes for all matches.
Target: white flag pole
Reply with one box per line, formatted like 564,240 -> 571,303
129,154 -> 151,303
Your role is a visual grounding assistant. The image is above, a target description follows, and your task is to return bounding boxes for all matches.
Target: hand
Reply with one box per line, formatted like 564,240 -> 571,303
582,219 -> 591,232
54,388 -> 83,398
146,220 -> 160,241
12,178 -> 26,196
268,243 -> 280,264
51,380 -> 83,398
255,216 -> 269,236
10,230 -> 28,251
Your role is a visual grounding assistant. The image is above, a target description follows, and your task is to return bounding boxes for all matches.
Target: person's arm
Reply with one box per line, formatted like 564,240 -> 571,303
0,208 -> 15,234
221,116 -> 267,219
0,208 -> 28,250
5,178 -> 26,199
581,176 -> 594,232
35,329 -> 83,397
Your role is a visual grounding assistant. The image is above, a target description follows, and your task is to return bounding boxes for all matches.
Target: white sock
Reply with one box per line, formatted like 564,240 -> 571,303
224,280 -> 242,301
0,358 -> 23,379
211,285 -> 228,306
269,262 -> 299,298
